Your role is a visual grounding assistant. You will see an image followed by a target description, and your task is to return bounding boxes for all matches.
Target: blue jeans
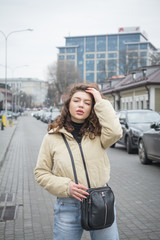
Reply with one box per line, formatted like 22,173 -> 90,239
53,197 -> 119,240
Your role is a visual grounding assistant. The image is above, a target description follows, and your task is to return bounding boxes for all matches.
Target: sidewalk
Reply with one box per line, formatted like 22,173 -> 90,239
0,120 -> 17,167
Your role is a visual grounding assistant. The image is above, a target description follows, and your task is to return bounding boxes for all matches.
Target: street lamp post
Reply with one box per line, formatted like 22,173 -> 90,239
0,29 -> 33,124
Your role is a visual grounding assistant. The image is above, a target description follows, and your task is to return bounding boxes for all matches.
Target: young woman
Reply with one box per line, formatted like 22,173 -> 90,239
34,83 -> 122,240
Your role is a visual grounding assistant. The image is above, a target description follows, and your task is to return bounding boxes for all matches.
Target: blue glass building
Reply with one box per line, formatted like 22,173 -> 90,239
57,28 -> 157,83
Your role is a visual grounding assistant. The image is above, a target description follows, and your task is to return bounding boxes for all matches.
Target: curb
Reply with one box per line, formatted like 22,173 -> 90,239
0,121 -> 18,167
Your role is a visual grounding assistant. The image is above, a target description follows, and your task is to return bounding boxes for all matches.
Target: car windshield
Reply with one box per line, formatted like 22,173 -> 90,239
127,112 -> 160,123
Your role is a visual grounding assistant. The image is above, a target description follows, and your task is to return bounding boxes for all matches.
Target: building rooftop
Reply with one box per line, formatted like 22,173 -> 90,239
102,65 -> 160,94
64,31 -> 148,41
57,45 -> 79,49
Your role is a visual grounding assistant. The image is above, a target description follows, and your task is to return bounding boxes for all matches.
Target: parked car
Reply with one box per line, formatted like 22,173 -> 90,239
42,112 -> 52,123
35,110 -> 45,120
48,109 -> 60,123
0,110 -> 20,119
111,110 -> 160,154
138,121 -> 160,164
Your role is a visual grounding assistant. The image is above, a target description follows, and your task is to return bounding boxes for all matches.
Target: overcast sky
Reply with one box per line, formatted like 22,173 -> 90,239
0,0 -> 160,80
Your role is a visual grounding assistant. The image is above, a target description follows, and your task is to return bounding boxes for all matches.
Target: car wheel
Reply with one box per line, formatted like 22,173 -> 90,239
126,136 -> 133,154
138,139 -> 151,164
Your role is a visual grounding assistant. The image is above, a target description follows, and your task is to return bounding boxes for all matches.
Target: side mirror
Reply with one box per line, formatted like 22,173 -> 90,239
150,122 -> 160,129
150,123 -> 156,129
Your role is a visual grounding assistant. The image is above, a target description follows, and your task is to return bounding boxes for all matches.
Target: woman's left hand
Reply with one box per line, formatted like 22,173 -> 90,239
69,182 -> 89,201
85,88 -> 102,102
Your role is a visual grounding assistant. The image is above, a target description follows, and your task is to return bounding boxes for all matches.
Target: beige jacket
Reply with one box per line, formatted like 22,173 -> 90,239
34,99 -> 122,198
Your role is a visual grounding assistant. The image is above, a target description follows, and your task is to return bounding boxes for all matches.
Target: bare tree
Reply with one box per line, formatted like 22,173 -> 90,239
47,60 -> 79,105
107,49 -> 149,78
96,60 -> 107,83
150,50 -> 160,65
119,50 -> 140,75
47,62 -> 59,106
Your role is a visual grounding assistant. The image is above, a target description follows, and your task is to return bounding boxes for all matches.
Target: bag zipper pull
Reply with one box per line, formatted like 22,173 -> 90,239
101,192 -> 105,197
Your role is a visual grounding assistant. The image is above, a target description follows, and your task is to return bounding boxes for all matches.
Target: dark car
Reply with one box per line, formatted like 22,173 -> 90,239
138,121 -> 160,164
111,110 -> 160,154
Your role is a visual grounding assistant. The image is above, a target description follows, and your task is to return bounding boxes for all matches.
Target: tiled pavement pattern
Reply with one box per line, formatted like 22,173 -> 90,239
0,114 -> 160,240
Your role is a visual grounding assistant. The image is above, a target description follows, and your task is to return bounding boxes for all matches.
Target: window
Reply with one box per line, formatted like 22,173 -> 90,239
119,34 -> 140,50
136,101 -> 139,109
108,53 -> 117,58
140,52 -> 147,57
11,83 -> 15,89
128,52 -> 138,58
119,61 -> 126,75
86,73 -> 94,82
140,43 -> 148,50
66,37 -> 84,52
86,37 -> 95,52
86,54 -> 94,59
86,60 -> 94,71
77,51 -> 84,80
66,48 -> 75,53
97,60 -> 105,71
97,53 -> 105,58
108,36 -> 117,51
128,44 -> 138,50
59,48 -> 65,53
59,55 -> 64,60
97,72 -> 106,83
108,72 -> 117,78
66,38 -> 74,46
126,102 -> 129,109
128,59 -> 138,70
140,58 -> 147,67
67,55 -> 75,60
108,59 -> 117,71
97,36 -> 106,51
141,101 -> 144,109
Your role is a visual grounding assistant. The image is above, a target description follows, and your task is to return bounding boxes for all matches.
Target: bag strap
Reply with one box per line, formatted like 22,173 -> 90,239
61,133 -> 91,188
78,142 -> 91,188
61,133 -> 78,184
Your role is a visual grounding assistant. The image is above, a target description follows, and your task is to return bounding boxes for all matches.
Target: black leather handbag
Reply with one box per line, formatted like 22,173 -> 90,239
61,133 -> 115,230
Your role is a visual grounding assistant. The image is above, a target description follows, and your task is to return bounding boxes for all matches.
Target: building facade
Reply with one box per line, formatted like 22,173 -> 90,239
101,65 -> 160,113
0,83 -> 12,111
0,78 -> 48,109
57,27 -> 157,83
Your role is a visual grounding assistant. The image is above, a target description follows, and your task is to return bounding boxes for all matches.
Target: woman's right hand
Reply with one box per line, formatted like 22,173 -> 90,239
69,181 -> 89,201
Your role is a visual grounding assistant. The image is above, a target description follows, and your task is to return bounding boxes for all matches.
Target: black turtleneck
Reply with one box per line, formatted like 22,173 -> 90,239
71,121 -> 84,143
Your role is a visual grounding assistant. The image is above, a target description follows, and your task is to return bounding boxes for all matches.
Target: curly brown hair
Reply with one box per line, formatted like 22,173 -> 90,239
48,83 -> 105,139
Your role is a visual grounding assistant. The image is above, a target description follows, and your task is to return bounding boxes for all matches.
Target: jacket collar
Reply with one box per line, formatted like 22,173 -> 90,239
48,127 -> 73,138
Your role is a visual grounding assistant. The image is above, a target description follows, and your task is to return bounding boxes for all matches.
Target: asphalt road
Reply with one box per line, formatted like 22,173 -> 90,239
0,113 -> 160,240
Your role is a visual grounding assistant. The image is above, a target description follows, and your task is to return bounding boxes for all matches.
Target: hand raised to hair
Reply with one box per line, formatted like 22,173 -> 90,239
69,181 -> 89,201
85,88 -> 102,103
